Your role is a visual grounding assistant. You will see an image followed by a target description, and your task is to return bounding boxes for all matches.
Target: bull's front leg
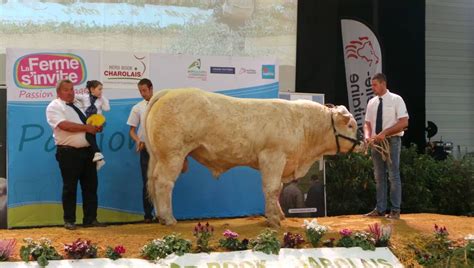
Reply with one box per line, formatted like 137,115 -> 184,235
258,150 -> 286,228
152,156 -> 186,225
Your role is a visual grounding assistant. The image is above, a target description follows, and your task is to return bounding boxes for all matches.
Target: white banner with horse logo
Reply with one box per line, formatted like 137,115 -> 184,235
341,19 -> 382,129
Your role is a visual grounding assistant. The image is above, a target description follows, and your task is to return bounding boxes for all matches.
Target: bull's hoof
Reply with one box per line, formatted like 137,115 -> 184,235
279,213 -> 286,221
266,218 -> 281,228
159,216 -> 177,226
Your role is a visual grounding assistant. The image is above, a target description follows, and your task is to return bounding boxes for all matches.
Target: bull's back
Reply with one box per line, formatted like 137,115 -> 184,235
146,88 -> 317,170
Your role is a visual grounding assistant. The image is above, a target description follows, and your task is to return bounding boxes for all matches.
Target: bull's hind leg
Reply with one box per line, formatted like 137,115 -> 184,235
150,155 -> 187,225
277,183 -> 286,221
258,150 -> 286,228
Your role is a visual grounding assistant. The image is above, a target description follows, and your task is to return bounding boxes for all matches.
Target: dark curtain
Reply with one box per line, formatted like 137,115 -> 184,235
296,0 -> 426,149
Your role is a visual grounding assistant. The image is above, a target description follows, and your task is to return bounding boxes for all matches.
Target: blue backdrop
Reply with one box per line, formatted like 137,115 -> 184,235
7,82 -> 278,226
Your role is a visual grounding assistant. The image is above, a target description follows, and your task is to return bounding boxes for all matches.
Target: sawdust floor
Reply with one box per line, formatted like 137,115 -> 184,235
0,213 -> 473,267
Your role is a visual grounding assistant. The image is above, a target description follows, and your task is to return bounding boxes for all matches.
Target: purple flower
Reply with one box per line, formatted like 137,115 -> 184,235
434,224 -> 449,237
283,232 -> 305,248
0,239 -> 17,261
223,229 -> 239,239
339,228 -> 352,237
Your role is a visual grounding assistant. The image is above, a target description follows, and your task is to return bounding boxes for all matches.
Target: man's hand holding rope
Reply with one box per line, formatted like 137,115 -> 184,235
367,137 -> 391,164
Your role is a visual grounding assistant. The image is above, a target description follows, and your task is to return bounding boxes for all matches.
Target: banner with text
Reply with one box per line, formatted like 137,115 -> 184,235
341,19 -> 382,129
162,248 -> 403,268
6,48 -> 278,227
0,248 -> 403,268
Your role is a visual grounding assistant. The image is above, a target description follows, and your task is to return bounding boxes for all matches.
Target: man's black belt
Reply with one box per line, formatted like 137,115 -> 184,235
56,145 -> 91,150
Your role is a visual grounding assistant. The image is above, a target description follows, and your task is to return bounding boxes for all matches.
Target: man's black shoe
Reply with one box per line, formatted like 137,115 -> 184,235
64,222 -> 77,230
144,218 -> 159,224
363,209 -> 385,217
83,220 -> 107,228
386,210 -> 401,219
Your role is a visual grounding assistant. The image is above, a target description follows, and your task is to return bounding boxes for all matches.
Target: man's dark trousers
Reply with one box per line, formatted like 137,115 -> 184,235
56,146 -> 98,224
140,149 -> 154,220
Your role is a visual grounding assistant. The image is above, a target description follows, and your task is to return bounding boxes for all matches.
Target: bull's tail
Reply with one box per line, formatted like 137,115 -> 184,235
143,89 -> 171,205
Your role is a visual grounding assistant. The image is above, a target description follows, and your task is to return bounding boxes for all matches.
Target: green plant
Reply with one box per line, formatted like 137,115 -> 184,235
325,145 -> 473,216
430,156 -> 474,215
64,239 -> 98,259
303,219 -> 328,247
193,222 -> 214,253
218,230 -> 249,251
409,225 -> 474,267
325,153 -> 375,215
105,245 -> 125,260
20,238 -> 62,267
141,233 -> 191,261
465,235 -> 474,261
335,229 -> 375,250
250,229 -> 280,255
400,145 -> 438,212
336,229 -> 354,248
352,231 -> 376,251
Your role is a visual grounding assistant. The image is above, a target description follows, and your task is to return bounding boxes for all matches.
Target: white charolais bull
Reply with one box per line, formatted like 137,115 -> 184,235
144,88 -> 363,227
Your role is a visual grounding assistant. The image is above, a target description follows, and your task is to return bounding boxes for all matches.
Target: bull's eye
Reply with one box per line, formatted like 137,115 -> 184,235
348,124 -> 353,128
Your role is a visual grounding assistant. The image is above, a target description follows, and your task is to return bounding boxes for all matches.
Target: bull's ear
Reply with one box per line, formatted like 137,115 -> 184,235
336,112 -> 351,125
335,106 -> 352,124
336,105 -> 350,115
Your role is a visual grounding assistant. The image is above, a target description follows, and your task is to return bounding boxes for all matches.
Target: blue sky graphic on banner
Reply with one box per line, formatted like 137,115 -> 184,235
6,48 -> 278,227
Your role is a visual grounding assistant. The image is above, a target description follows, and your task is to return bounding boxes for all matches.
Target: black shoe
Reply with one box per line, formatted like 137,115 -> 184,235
64,222 -> 77,230
363,209 -> 385,217
386,210 -> 400,219
144,218 -> 159,224
83,220 -> 107,228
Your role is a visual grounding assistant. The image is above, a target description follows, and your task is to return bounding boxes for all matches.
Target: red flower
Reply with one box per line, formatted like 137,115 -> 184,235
114,245 -> 125,255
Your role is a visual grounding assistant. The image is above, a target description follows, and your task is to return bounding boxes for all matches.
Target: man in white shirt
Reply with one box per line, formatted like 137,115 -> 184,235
46,79 -> 106,230
127,78 -> 155,223
363,73 -> 409,220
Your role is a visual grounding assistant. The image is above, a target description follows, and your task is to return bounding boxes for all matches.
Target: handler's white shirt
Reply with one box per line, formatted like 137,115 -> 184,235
127,100 -> 148,142
46,98 -> 90,148
365,90 -> 409,137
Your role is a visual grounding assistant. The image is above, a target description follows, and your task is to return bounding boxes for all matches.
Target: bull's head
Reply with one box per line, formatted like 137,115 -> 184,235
330,105 -> 365,154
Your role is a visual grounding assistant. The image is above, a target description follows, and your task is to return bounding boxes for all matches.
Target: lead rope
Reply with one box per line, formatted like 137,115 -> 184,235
368,139 -> 391,164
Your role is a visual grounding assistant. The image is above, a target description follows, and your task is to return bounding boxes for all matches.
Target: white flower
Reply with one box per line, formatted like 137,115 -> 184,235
381,226 -> 392,239
354,231 -> 370,239
303,219 -> 328,234
303,219 -> 318,230
39,237 -> 52,246
464,234 -> 474,241
315,225 -> 329,232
